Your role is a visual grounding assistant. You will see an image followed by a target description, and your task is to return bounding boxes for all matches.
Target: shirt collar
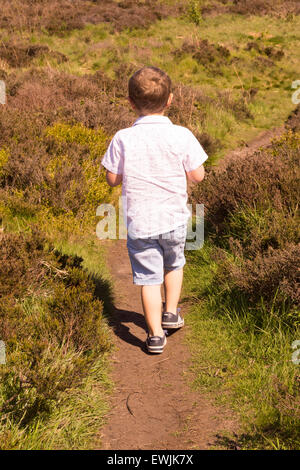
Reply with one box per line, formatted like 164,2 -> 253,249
132,115 -> 173,126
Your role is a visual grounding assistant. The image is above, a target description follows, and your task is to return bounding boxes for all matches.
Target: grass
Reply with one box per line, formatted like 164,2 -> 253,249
1,355 -> 112,450
3,12 -> 298,162
183,245 -> 300,450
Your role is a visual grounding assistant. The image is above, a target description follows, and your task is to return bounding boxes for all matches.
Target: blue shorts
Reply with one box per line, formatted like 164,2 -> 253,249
127,225 -> 187,286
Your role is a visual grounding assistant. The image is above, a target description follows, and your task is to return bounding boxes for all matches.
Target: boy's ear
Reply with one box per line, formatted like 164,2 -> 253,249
166,93 -> 173,107
128,96 -> 136,110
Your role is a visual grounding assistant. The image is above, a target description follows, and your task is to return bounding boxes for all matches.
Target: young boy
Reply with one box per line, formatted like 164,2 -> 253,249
101,66 -> 208,354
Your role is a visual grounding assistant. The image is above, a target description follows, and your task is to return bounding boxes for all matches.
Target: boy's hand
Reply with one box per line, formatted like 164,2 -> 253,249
106,170 -> 123,187
186,165 -> 205,183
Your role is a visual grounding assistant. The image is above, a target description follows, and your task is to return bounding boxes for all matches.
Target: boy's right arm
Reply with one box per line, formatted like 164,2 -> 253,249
186,164 -> 205,183
101,132 -> 124,186
105,170 -> 123,187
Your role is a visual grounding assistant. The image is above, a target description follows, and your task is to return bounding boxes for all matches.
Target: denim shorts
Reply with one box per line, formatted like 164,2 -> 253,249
127,225 -> 187,286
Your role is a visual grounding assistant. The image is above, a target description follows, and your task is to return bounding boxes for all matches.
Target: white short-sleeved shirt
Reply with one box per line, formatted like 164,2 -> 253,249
101,115 -> 208,238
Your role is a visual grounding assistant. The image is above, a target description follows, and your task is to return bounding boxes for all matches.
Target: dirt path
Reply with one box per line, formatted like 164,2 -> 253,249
97,125 -> 286,450
99,240 -> 237,450
216,125 -> 285,172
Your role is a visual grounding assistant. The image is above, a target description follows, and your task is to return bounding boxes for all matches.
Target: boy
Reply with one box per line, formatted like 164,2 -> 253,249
101,66 -> 207,354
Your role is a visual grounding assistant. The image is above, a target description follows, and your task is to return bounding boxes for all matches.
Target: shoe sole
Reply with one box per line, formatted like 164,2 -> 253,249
161,318 -> 184,329
146,336 -> 167,354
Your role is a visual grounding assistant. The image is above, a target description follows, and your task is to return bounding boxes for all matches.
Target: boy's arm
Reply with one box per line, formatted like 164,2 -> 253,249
106,170 -> 123,187
183,129 -> 208,183
101,132 -> 124,187
186,164 -> 205,183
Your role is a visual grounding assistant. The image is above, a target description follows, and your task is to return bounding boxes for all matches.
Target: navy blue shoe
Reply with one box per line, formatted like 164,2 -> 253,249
146,334 -> 167,354
162,307 -> 184,329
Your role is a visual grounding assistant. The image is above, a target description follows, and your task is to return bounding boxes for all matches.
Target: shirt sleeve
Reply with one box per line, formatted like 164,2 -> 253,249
182,129 -> 209,172
101,133 -> 124,175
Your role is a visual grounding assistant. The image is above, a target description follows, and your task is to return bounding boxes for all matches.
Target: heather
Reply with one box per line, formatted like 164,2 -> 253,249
0,0 -> 299,450
0,229 -> 113,448
0,0 -> 183,35
191,131 -> 299,324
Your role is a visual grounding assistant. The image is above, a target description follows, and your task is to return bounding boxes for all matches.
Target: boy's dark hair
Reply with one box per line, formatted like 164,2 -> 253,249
128,66 -> 172,115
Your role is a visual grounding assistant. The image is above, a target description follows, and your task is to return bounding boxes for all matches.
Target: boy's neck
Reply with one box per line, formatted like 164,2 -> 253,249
138,111 -> 165,118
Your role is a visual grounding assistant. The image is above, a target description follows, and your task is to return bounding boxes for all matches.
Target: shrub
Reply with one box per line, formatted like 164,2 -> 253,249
229,0 -> 300,16
0,67 -> 131,234
0,72 -> 115,216
174,38 -> 231,76
0,148 -> 9,179
0,42 -> 67,68
188,0 -> 203,25
191,130 -> 300,326
198,0 -> 300,17
44,122 -> 113,212
212,243 -> 300,328
246,41 -> 284,60
192,131 -> 300,241
286,104 -> 300,133
0,0 -> 183,35
0,230 -> 112,426
2,66 -> 133,135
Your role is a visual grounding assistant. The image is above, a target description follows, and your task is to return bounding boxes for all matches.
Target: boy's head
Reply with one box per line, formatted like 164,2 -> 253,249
128,66 -> 172,116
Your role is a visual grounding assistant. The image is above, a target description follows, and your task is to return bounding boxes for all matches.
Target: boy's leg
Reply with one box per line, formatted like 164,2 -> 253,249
160,225 -> 186,329
127,234 -> 165,339
163,267 -> 183,315
127,235 -> 166,352
141,284 -> 164,337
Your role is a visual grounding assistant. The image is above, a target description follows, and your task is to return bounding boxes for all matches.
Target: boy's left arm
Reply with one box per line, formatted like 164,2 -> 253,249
101,132 -> 124,187
183,130 -> 208,182
185,165 -> 205,183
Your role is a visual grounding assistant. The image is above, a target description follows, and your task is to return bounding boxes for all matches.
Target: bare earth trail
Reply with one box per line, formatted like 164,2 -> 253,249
99,240 -> 237,450
98,125 -> 285,450
216,125 -> 285,172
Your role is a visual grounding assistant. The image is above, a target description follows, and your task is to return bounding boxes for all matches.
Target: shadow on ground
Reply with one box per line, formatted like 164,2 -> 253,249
104,305 -> 179,354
